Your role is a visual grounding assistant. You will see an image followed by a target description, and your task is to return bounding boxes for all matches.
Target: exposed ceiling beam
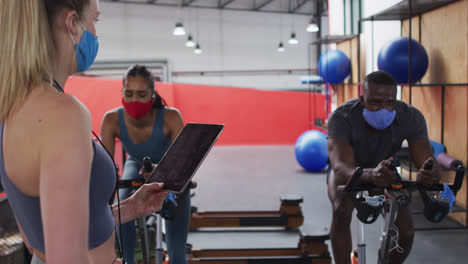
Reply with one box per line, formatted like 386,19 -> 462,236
290,0 -> 308,13
253,0 -> 275,11
219,0 -> 236,8
101,0 -> 311,16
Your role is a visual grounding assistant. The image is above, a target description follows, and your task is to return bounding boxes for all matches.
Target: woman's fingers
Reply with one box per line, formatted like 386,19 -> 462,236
112,258 -> 123,264
148,182 -> 164,191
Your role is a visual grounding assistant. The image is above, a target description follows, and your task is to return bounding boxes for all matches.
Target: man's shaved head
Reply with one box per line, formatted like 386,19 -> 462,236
362,71 -> 397,94
360,71 -> 398,112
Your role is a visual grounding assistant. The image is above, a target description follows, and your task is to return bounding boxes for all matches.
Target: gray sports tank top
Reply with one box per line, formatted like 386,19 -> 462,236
0,122 -> 116,254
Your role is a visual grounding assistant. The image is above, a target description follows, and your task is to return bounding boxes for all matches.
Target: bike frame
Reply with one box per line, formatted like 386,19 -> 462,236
138,216 -> 151,264
378,190 -> 401,264
356,207 -> 366,264
354,190 -> 399,264
339,159 -> 465,264
142,213 -> 165,264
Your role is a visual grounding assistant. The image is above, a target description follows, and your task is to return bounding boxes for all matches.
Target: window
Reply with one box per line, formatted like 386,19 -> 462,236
344,0 -> 362,35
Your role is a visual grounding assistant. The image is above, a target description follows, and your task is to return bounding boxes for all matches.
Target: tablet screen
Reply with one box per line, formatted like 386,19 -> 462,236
146,123 -> 224,193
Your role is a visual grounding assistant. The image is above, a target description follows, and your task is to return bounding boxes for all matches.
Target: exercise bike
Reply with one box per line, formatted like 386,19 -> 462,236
115,159 -> 153,264
338,156 -> 465,264
118,157 -> 194,264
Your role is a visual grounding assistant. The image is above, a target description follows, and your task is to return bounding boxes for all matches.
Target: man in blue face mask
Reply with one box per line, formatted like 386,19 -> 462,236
326,71 -> 441,264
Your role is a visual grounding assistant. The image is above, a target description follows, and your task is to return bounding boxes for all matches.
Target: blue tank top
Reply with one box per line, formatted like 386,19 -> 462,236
118,107 -> 172,164
0,122 -> 116,254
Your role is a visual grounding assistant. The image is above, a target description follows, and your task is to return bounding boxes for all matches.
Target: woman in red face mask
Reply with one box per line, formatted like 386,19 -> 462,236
100,65 -> 189,264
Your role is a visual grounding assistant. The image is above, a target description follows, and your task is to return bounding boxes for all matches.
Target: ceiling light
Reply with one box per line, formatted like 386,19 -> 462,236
288,32 -> 298,45
306,18 -> 319,32
173,22 -> 186,36
194,44 -> 202,54
277,42 -> 285,52
186,35 -> 195,47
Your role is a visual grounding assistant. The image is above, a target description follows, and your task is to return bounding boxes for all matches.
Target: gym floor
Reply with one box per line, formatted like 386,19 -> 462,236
187,145 -> 468,263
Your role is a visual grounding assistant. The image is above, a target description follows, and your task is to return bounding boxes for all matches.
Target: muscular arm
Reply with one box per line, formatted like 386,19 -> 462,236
406,107 -> 441,184
100,112 -> 117,157
409,139 -> 442,184
408,139 -> 433,168
328,138 -> 358,186
327,111 -> 379,186
39,97 -> 92,264
328,137 -> 395,186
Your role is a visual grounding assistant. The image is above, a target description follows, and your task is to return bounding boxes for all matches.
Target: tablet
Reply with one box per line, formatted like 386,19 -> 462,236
145,123 -> 224,193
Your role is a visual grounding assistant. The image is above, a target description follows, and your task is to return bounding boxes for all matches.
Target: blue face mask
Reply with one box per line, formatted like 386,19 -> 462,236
67,23 -> 99,72
362,108 -> 396,130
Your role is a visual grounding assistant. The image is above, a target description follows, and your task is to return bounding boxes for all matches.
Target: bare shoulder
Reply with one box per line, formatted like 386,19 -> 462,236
32,89 -> 91,133
164,107 -> 182,120
18,86 -> 94,162
162,107 -> 184,139
102,108 -> 121,125
100,108 -> 121,140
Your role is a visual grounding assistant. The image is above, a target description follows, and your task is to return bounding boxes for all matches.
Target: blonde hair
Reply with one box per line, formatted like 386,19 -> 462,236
0,0 -> 55,122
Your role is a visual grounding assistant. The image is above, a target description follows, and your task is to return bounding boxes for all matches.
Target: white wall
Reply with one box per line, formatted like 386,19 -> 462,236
361,0 -> 401,74
327,0 -> 404,103
95,2 -> 321,90
328,0 -> 344,35
328,0 -> 401,75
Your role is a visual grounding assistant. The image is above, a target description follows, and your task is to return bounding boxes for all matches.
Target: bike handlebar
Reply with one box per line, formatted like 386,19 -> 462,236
117,156 -> 199,190
143,157 -> 153,173
337,158 -> 465,195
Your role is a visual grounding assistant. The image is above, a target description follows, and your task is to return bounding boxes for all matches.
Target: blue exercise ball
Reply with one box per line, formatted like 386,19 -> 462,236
295,130 -> 328,172
377,37 -> 429,84
318,49 -> 351,84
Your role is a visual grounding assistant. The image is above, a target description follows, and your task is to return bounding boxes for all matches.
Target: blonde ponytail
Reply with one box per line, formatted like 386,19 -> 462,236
0,0 -> 55,122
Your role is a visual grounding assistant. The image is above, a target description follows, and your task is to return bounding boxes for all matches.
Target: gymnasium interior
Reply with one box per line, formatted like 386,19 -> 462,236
1,0 -> 468,263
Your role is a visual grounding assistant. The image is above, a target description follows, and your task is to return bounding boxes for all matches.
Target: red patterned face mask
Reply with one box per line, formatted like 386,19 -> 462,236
122,98 -> 154,119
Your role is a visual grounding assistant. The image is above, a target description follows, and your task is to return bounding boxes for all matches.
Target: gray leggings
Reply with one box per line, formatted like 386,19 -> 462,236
31,254 -> 45,264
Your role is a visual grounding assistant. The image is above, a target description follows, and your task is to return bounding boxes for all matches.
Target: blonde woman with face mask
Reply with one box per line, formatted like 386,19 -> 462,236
0,1 -> 167,263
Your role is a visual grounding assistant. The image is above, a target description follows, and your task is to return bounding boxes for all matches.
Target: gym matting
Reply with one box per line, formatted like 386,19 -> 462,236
187,145 -> 468,263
